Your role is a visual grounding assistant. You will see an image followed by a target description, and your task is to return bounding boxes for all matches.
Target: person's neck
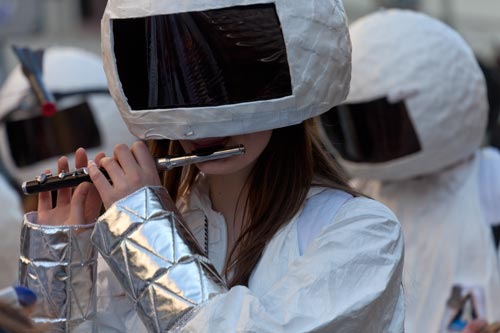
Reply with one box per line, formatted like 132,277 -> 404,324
206,167 -> 252,252
207,169 -> 249,223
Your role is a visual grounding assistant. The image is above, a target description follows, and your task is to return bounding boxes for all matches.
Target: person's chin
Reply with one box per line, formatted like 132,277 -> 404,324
196,157 -> 250,176
195,159 -> 232,175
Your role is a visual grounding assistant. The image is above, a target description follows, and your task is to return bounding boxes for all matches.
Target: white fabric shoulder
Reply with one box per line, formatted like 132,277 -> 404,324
179,192 -> 404,332
297,187 -> 352,254
478,146 -> 500,226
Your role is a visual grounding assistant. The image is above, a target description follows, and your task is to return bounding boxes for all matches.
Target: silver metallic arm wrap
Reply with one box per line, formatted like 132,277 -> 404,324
91,186 -> 227,333
19,214 -> 97,332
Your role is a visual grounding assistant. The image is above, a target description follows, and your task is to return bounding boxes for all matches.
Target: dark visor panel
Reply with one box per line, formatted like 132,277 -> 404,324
112,3 -> 292,110
320,97 -> 422,163
6,102 -> 101,167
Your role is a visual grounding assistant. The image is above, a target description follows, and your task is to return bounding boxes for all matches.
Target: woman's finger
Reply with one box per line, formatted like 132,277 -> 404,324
37,169 -> 53,212
56,156 -> 71,206
113,143 -> 141,176
131,141 -> 158,174
88,160 -> 113,202
99,156 -> 125,186
94,152 -> 106,165
74,147 -> 88,169
69,182 -> 92,225
84,183 -> 103,221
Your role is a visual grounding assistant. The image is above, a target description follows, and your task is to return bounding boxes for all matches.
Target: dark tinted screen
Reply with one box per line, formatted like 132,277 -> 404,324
320,97 -> 421,163
112,3 -> 292,110
6,102 -> 101,167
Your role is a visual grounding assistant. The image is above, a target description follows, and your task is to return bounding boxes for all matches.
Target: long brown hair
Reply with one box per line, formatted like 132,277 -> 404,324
148,118 -> 360,287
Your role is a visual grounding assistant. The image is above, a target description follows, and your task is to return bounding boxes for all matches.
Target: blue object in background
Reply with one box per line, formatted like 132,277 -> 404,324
14,285 -> 37,307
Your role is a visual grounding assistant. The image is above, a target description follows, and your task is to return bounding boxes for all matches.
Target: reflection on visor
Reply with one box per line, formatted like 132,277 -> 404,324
321,97 -> 421,163
6,102 -> 101,167
112,3 -> 292,110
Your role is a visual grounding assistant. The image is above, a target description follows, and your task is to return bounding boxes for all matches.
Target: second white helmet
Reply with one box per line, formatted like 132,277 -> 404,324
0,46 -> 137,186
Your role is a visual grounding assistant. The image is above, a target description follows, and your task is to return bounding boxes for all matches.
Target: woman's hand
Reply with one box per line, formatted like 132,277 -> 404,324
88,141 -> 161,209
37,148 -> 104,227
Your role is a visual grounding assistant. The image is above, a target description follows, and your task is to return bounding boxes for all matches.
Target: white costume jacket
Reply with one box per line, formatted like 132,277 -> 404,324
20,177 -> 405,332
354,153 -> 500,332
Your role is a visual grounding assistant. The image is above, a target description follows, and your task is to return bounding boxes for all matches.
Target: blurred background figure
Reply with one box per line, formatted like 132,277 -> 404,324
480,53 -> 500,149
0,0 -> 120,290
344,0 -> 500,151
0,173 -> 22,286
478,146 -> 500,248
0,46 -> 137,212
319,9 -> 500,333
0,0 -> 107,202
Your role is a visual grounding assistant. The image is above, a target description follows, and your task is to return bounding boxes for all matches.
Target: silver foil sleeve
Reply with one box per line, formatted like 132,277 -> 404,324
91,186 -> 227,333
19,214 -> 97,332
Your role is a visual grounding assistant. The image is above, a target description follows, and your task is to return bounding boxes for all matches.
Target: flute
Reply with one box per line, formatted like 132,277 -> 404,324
22,145 -> 245,195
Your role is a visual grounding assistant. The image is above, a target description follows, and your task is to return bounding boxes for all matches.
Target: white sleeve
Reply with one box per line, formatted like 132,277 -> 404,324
178,198 -> 405,333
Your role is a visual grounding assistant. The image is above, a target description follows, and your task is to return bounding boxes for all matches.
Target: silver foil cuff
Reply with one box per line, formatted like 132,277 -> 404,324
19,214 -> 97,332
92,186 -> 227,333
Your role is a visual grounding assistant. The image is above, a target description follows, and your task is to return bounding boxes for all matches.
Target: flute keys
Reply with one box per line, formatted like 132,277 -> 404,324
36,173 -> 51,184
58,168 -> 88,180
73,167 -> 89,176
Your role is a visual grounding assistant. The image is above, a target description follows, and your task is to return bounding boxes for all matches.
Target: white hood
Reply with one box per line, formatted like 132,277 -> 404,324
337,9 -> 487,181
101,0 -> 351,140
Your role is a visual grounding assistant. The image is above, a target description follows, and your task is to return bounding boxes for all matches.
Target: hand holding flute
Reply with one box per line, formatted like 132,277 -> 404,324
35,142 -> 245,227
88,141 -> 166,210
36,147 -> 104,228
36,142 -> 166,227
23,144 -> 245,195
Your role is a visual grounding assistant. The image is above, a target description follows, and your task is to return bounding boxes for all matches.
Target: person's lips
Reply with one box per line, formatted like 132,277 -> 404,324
191,137 -> 229,151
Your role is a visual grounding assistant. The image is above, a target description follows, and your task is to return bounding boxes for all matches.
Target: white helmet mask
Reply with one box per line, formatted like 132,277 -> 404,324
0,47 -> 137,186
320,9 -> 487,181
101,0 -> 351,140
